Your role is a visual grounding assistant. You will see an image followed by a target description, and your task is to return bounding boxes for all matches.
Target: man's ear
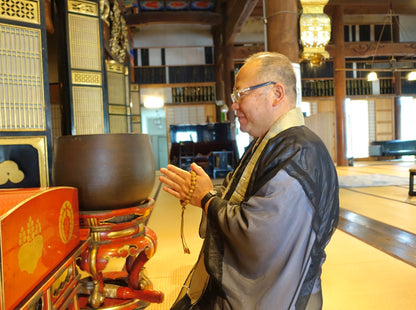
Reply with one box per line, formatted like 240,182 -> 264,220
272,83 -> 285,106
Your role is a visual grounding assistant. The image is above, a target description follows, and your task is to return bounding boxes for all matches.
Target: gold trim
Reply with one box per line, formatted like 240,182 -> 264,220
131,84 -> 139,92
67,0 -> 98,16
0,136 -> 49,187
107,227 -> 137,239
71,70 -> 102,86
106,60 -> 124,73
144,235 -> 156,258
59,201 -> 75,244
0,0 -> 40,24
108,105 -> 127,115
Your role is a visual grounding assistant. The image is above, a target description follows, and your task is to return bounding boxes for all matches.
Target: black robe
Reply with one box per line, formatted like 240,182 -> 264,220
172,124 -> 339,310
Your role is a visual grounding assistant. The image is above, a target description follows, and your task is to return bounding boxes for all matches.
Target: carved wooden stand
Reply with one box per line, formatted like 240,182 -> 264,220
77,198 -> 164,309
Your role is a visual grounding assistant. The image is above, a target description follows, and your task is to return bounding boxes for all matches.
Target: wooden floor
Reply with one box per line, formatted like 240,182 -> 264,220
142,159 -> 416,310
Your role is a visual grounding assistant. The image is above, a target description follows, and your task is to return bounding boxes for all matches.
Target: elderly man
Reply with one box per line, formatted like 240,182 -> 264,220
159,52 -> 339,310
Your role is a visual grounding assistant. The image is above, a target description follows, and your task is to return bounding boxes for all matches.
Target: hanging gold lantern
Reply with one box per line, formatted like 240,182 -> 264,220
300,0 -> 331,65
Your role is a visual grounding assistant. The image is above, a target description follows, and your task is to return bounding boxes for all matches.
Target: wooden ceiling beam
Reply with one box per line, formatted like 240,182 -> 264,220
224,0 -> 259,46
325,0 -> 416,15
232,42 -> 416,61
125,11 -> 222,27
326,42 -> 416,58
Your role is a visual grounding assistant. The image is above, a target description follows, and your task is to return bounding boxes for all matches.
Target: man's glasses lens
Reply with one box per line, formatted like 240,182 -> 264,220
231,81 -> 276,103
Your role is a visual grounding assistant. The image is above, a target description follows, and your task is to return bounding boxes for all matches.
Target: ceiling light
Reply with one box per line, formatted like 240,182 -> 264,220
407,71 -> 416,81
367,71 -> 378,81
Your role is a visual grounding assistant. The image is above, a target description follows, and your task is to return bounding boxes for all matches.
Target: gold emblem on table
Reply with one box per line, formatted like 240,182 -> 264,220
59,201 -> 75,244
18,216 -> 43,274
0,160 -> 24,185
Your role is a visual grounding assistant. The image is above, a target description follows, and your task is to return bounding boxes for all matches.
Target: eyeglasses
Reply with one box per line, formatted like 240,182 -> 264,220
231,81 -> 276,103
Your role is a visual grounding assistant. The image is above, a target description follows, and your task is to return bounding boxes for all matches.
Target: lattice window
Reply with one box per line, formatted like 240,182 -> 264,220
72,86 -> 104,135
0,23 -> 45,130
68,14 -> 101,71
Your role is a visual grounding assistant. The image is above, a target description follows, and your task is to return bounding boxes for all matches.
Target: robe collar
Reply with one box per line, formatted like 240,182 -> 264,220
225,107 -> 305,204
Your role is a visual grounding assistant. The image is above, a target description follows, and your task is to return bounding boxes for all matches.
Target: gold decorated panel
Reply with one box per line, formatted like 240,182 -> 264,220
72,86 -> 104,135
0,136 -> 48,187
132,116 -> 140,123
68,13 -> 101,70
0,0 -> 40,24
131,84 -> 139,92
109,105 -> 127,115
0,23 -> 45,131
106,60 -> 124,73
67,0 -> 98,16
107,71 -> 125,105
71,70 -> 102,86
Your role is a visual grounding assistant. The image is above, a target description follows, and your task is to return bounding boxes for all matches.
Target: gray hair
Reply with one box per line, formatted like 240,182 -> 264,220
245,52 -> 297,100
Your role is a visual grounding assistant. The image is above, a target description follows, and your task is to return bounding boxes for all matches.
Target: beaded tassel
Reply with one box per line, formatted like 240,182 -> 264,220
179,170 -> 196,254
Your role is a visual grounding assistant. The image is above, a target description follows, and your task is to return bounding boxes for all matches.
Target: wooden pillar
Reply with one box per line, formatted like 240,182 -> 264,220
213,27 -> 224,122
265,0 -> 299,63
392,18 -> 401,140
333,5 -> 348,166
213,25 -> 235,126
224,43 -> 235,124
393,71 -> 402,139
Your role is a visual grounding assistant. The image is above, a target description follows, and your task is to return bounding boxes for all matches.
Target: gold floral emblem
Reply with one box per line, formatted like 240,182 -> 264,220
59,201 -> 74,244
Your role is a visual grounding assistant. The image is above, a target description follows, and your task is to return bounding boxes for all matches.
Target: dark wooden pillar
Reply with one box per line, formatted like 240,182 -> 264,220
333,5 -> 348,166
265,0 -> 299,62
393,71 -> 402,139
213,27 -> 225,122
392,17 -> 401,140
213,26 -> 235,126
224,43 -> 235,124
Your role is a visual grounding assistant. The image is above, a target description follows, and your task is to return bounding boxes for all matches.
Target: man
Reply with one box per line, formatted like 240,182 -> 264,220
159,52 -> 339,310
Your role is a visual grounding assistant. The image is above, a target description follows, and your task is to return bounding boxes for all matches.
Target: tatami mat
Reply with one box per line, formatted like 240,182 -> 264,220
323,230 -> 416,310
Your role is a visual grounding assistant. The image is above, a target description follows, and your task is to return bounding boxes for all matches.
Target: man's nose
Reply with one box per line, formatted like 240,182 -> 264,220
231,101 -> 239,111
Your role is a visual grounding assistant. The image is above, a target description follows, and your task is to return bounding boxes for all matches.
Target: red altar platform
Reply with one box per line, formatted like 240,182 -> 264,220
0,187 -> 163,309
0,187 -> 81,310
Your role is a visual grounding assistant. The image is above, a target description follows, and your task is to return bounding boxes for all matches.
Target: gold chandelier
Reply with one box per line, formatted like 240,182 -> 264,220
299,0 -> 331,65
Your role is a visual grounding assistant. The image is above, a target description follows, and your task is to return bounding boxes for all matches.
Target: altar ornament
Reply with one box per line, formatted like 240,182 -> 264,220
299,0 -> 331,65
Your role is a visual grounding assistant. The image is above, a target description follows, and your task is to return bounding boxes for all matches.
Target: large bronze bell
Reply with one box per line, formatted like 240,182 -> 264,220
52,133 -> 155,211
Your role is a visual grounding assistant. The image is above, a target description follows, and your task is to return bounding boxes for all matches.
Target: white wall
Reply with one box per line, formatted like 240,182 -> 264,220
399,16 -> 416,42
165,47 -> 206,65
132,24 -> 213,48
